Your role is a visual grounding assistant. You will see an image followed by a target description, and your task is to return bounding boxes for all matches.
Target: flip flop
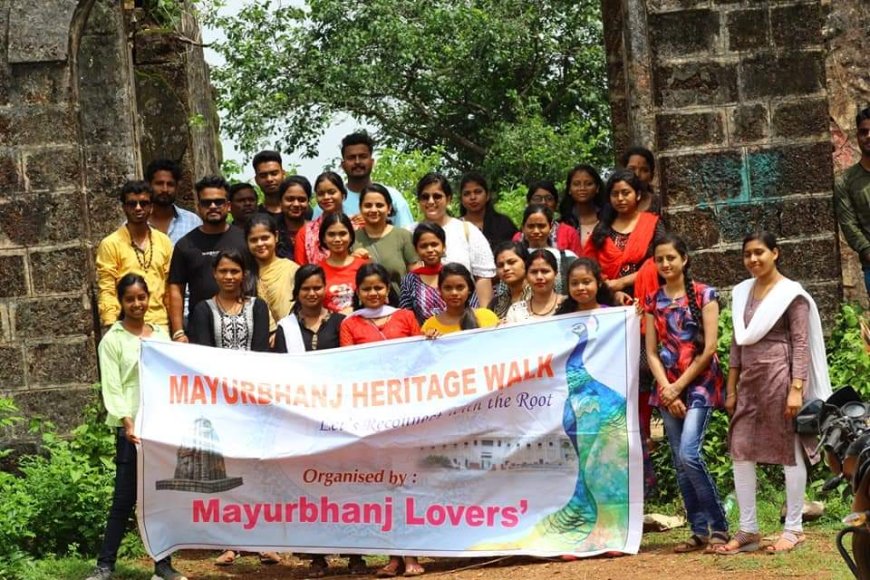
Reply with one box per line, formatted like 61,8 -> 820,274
376,559 -> 404,578
403,563 -> 426,577
674,534 -> 709,553
713,530 -> 761,555
766,530 -> 806,553
215,550 -> 236,566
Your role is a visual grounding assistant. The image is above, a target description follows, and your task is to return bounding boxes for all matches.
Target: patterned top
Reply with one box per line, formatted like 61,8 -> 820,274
643,282 -> 724,409
399,272 -> 446,324
206,298 -> 255,350
164,204 -> 202,245
489,282 -> 532,320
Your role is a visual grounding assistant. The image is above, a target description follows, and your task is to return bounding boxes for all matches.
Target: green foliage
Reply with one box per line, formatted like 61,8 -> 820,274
207,0 -> 611,181
827,303 -> 870,399
371,147 -> 445,221
143,0 -> 185,29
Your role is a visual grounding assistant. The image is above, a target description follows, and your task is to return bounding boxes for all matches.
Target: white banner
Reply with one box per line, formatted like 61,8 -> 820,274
137,308 -> 643,560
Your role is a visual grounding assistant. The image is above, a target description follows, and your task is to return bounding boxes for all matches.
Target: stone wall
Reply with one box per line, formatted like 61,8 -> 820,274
0,0 -> 219,435
603,0 -> 842,321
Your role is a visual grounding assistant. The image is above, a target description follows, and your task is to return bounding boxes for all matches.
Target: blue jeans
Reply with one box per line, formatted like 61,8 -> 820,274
863,264 -> 870,295
661,406 -> 728,536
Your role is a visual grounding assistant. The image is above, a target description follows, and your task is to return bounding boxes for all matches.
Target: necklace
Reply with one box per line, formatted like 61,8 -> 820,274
215,295 -> 243,316
129,226 -> 153,270
528,294 -> 557,316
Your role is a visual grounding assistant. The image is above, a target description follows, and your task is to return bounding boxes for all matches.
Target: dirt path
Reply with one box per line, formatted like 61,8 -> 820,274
137,528 -> 851,579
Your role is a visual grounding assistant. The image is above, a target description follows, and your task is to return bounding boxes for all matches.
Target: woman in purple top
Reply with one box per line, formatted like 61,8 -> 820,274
644,234 -> 727,553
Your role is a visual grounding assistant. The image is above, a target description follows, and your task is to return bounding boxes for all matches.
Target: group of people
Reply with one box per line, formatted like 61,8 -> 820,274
86,110 -> 870,579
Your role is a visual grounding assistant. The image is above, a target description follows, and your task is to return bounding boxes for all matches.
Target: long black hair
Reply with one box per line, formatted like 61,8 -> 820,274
458,171 -> 493,217
352,262 -> 399,309
520,204 -> 555,249
359,183 -> 397,220
212,248 -> 256,298
412,221 -> 447,247
653,233 -> 705,351
438,263 -> 478,330
318,212 -> 356,251
591,169 -> 645,249
291,264 -> 326,314
116,273 -> 149,320
555,258 -> 612,315
559,164 -> 605,227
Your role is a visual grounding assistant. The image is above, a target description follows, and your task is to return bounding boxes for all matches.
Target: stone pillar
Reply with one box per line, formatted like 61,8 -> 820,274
604,0 -> 841,321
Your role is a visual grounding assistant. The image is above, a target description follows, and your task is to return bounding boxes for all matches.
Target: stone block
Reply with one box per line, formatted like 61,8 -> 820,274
730,104 -> 767,143
803,281 -> 841,332
664,207 -> 720,249
12,386 -> 96,432
690,247 -> 746,290
82,0 -> 121,37
84,146 -> 136,192
134,29 -> 184,65
748,142 -> 832,198
780,196 -> 836,239
135,64 -> 191,165
0,152 -> 21,196
649,10 -> 719,59
0,193 -> 85,246
715,200 -> 783,243
741,52 -> 824,100
659,150 -> 745,207
25,146 -> 81,191
0,345 -> 25,390
29,246 -> 89,294
7,0 -> 79,63
0,106 -> 76,147
25,338 -> 97,386
647,0 -> 707,11
86,189 -> 123,242
78,35 -> 134,145
727,9 -> 769,52
0,197 -> 42,246
0,255 -> 27,297
771,3 -> 823,49
656,111 -> 724,150
14,296 -> 92,338
771,98 -> 828,139
9,63 -> 70,104
655,61 -> 739,108
41,192 -> 88,244
779,235 -> 840,281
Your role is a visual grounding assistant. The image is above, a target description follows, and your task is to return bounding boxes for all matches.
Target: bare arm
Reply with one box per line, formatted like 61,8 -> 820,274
670,300 -> 720,393
168,283 -> 188,342
474,277 -> 493,307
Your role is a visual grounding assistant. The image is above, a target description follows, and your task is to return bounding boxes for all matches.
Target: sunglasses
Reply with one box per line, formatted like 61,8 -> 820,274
199,198 -> 228,208
418,193 -> 446,202
530,195 -> 555,203
124,200 -> 152,209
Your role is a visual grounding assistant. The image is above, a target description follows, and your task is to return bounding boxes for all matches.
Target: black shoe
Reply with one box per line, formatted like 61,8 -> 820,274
84,565 -> 113,580
152,560 -> 188,580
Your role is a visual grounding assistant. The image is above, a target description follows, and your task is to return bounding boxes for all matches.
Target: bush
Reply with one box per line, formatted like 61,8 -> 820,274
827,303 -> 870,399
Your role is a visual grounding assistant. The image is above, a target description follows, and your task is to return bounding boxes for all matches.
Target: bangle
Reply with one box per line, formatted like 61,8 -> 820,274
172,330 -> 186,340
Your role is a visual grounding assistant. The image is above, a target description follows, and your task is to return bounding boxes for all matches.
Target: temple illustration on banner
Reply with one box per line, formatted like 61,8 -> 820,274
156,417 -> 244,493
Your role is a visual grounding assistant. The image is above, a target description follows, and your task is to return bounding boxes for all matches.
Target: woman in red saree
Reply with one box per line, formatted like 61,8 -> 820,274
590,168 -> 665,497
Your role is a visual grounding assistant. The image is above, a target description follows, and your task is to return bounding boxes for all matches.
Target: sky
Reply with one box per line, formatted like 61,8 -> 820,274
201,0 -> 364,181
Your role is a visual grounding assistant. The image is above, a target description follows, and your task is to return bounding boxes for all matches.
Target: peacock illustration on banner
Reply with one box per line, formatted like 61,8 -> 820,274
476,317 -> 630,552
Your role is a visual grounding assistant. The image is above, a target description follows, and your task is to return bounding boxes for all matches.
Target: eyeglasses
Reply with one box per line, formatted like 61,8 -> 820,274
124,200 -> 152,209
418,193 -> 446,202
530,195 -> 555,203
199,198 -> 228,208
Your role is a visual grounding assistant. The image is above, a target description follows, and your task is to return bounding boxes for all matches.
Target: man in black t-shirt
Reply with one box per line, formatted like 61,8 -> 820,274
168,176 -> 247,342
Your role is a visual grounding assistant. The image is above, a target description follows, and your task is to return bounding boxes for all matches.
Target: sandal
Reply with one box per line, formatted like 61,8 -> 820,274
403,557 -> 425,577
765,530 -> 806,553
347,555 -> 367,574
259,551 -> 281,564
215,549 -> 237,566
308,556 -> 328,578
674,534 -> 708,553
376,559 -> 404,578
713,530 -> 761,555
704,531 -> 730,553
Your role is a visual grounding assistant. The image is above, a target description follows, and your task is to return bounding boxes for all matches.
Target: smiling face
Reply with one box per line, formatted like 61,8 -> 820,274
357,274 -> 389,309
315,179 -> 344,214
281,184 -> 309,220
653,243 -> 687,283
439,274 -> 470,310
297,274 -> 326,310
247,223 -> 277,263
418,183 -> 449,223
609,180 -> 640,216
522,212 -> 551,249
415,232 -> 444,267
324,221 -> 351,255
527,257 -> 556,292
360,191 -> 391,227
122,192 -> 152,225
198,187 -> 230,224
742,239 -> 779,279
568,266 -> 599,308
569,170 -> 599,204
460,180 -> 489,214
120,282 -> 149,321
213,257 -> 244,297
495,249 -> 526,286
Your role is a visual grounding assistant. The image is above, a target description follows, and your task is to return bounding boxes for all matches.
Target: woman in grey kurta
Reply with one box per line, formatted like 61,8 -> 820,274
715,231 -> 832,555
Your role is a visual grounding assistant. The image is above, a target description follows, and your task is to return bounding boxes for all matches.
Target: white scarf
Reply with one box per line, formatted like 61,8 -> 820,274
347,305 -> 398,319
731,278 -> 832,401
277,314 -> 306,354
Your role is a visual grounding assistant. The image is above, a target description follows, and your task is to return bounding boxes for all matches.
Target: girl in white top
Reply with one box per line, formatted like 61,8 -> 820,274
414,172 -> 495,306
504,249 -> 566,324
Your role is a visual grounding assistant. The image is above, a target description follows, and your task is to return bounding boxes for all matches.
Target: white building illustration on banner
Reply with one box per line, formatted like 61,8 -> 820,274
418,435 -> 576,471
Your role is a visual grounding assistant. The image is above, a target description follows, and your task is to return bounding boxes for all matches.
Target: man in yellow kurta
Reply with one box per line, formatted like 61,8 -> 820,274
96,181 -> 173,333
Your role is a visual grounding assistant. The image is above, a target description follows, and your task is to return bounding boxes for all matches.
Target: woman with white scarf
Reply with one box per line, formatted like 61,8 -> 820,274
715,232 -> 832,555
274,264 -> 345,354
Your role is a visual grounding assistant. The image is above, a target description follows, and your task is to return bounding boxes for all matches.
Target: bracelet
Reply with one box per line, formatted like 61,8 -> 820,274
172,330 -> 186,340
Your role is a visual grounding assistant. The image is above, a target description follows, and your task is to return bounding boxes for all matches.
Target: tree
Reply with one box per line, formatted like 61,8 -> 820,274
207,0 -> 611,186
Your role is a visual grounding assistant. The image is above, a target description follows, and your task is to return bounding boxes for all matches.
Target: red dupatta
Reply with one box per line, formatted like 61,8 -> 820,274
592,212 -> 660,302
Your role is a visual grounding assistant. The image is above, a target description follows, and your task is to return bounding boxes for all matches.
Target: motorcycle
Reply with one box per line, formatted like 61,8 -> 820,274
797,385 -> 870,579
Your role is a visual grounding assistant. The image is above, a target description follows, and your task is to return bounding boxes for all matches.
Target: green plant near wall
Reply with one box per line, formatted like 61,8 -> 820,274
144,0 -> 185,29
827,303 -> 870,399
